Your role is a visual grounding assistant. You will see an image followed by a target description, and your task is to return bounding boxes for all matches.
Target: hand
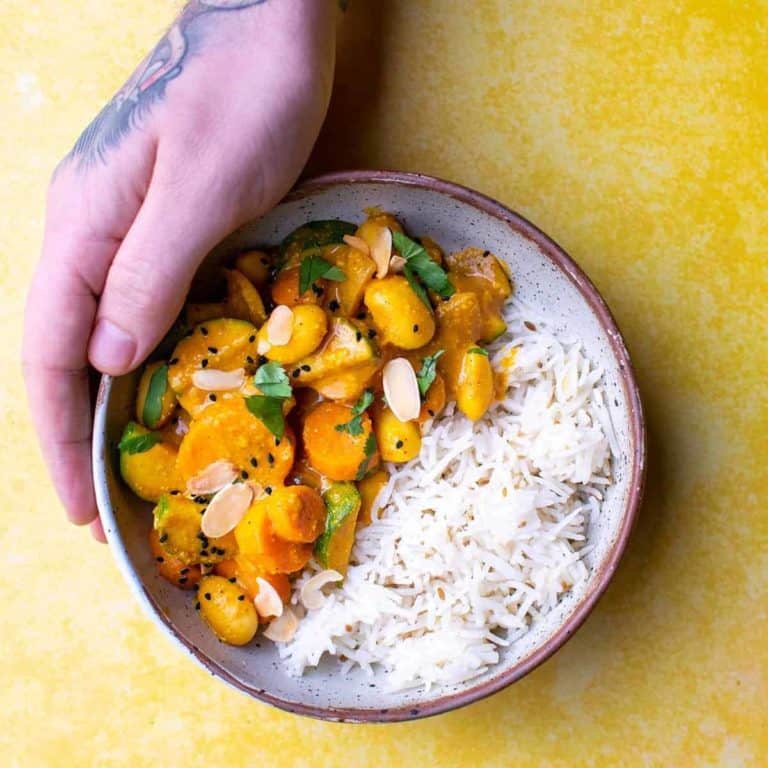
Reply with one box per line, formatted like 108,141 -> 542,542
22,0 -> 336,541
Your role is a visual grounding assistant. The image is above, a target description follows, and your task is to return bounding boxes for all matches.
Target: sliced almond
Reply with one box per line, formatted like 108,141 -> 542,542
383,358 -> 421,422
371,226 -> 393,279
253,577 -> 284,619
256,336 -> 271,355
300,569 -> 343,611
192,367 -> 245,392
263,605 -> 298,643
343,234 -> 371,256
389,254 -> 406,274
266,305 -> 294,346
200,482 -> 253,538
186,459 -> 239,496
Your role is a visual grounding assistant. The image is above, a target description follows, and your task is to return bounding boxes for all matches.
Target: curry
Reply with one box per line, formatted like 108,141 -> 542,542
118,210 -> 512,645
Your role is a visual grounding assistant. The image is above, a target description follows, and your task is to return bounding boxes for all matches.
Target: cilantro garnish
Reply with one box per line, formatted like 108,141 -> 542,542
246,362 -> 292,438
391,230 -> 455,305
298,255 -> 346,295
416,350 -> 445,398
467,347 -> 489,357
335,389 -> 374,436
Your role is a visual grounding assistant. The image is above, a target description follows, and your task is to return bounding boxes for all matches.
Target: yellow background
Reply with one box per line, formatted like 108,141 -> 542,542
1,1 -> 766,765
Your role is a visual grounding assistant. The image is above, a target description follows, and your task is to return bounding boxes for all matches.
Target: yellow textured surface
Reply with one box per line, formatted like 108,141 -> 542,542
1,1 -> 766,766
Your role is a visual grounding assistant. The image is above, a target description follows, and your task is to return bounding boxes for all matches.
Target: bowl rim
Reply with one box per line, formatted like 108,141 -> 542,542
93,168 -> 646,723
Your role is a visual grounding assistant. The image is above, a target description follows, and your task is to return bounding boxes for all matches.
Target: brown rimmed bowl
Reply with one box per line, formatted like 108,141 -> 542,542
93,170 -> 646,722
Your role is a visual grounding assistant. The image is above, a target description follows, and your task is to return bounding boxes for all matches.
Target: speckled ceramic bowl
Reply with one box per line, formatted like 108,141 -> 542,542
93,170 -> 645,722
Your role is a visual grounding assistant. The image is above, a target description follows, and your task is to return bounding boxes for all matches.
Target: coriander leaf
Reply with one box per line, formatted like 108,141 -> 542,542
254,362 -> 292,399
416,349 -> 445,398
154,495 -> 170,522
335,389 -> 374,436
245,395 -> 285,439
355,432 -> 379,480
467,347 -> 489,357
403,264 -> 432,309
142,363 -> 169,428
119,423 -> 161,455
299,255 -> 347,295
280,220 -> 356,257
392,230 -> 455,299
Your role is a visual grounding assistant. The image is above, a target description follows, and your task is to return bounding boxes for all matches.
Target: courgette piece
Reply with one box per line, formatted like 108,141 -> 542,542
315,482 -> 361,574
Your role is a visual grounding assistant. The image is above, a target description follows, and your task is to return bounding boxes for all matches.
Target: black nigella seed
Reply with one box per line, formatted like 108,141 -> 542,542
156,556 -> 164,563
355,331 -> 362,341
249,335 -> 256,343
250,457 -> 258,467
180,568 -> 189,575
428,409 -> 435,417
267,453 -> 274,464
367,329 -> 376,339
178,577 -> 188,585
413,324 -> 419,332
328,299 -> 340,312
169,357 -> 179,365
201,327 -> 209,336
265,486 -> 273,495
207,346 -> 218,354
201,358 -> 209,368
237,595 -> 245,601
194,496 -> 207,505
246,355 -> 254,365
241,470 -> 249,480
301,364 -> 310,372
204,593 -> 211,601
258,355 -> 268,365
159,533 -> 168,543
396,440 -> 404,449
228,577 -> 236,583
356,311 -> 367,320
311,283 -> 324,296
196,531 -> 207,541
275,437 -> 281,446
170,489 -> 180,495
292,369 -> 300,378
200,549 -> 209,557
482,250 -> 490,257
209,394 -> 217,402
195,601 -> 201,610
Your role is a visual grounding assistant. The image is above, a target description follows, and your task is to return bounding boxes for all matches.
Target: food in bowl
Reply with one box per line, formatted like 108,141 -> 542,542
116,209 -> 615,689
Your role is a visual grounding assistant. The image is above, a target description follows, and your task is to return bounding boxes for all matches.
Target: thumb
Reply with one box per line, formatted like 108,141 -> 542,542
88,170 -> 243,375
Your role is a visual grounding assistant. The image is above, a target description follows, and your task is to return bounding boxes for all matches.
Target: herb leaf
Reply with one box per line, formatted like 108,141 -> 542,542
142,363 -> 168,428
467,347 -> 489,357
392,231 -> 455,300
416,349 -> 445,398
299,255 -> 347,295
355,431 -> 379,480
245,395 -> 285,439
280,220 -> 357,257
335,389 -> 374,436
254,362 -> 292,398
119,422 -> 161,455
403,264 -> 432,309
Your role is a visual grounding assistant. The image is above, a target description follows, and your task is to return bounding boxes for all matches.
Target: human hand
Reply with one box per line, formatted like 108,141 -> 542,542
23,0 -> 336,540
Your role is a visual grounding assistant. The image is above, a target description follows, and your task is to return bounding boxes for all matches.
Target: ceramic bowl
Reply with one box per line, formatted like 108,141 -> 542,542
93,170 -> 645,722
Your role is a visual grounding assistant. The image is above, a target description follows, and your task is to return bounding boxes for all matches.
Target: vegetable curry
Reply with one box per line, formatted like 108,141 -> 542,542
118,210 -> 512,646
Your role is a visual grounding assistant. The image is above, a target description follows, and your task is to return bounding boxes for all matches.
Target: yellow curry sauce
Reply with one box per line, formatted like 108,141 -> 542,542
117,211 -> 513,646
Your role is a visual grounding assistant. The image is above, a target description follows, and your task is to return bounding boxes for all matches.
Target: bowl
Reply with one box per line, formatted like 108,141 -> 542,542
93,170 -> 645,722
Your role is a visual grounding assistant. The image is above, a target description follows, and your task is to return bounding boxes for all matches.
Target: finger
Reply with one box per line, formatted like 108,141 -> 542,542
88,161 -> 240,375
90,517 -> 107,543
22,233 -> 118,526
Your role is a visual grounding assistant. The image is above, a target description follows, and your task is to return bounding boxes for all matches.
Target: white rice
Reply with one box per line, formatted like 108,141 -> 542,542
278,297 -> 616,691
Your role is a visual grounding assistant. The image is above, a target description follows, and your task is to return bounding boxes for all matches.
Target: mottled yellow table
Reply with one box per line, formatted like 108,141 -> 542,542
1,2 -> 766,766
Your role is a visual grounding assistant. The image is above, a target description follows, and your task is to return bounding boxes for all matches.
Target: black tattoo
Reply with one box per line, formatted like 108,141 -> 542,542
68,0 -> 267,167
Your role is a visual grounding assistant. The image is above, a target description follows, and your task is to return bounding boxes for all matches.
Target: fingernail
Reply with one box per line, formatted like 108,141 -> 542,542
89,319 -> 136,374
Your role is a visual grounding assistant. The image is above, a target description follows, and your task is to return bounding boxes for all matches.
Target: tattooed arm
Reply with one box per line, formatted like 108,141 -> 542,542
23,0 -> 336,539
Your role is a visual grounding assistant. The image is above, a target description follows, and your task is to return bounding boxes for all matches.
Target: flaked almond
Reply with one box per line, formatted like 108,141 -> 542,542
253,577 -> 284,619
343,234 -> 371,256
192,367 -> 245,392
266,305 -> 294,346
383,358 -> 421,422
300,569 -> 343,611
263,605 -> 298,642
186,459 -> 239,496
200,482 -> 253,538
389,254 -> 406,274
371,226 -> 393,278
